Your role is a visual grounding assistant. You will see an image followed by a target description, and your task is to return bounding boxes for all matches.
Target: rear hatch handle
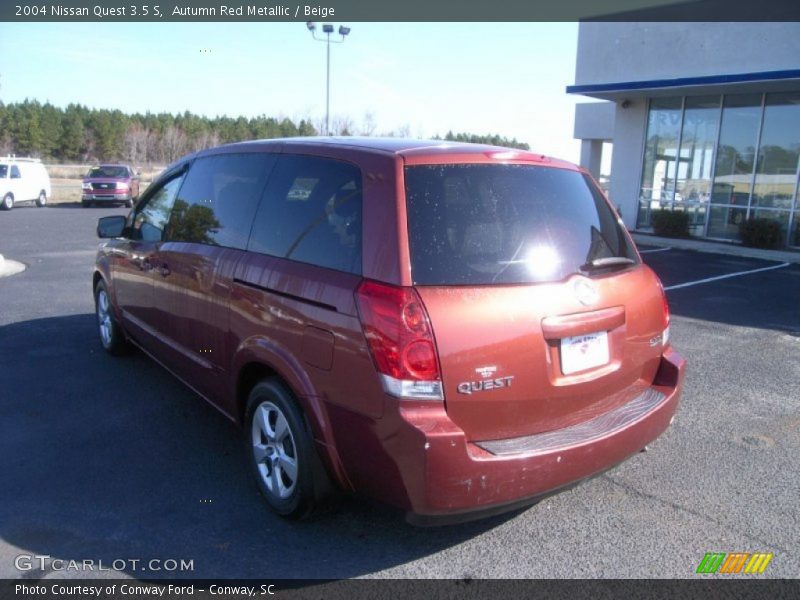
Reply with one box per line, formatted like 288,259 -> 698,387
541,306 -> 625,340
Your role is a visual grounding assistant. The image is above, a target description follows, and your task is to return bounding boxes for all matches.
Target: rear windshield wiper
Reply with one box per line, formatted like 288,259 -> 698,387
581,256 -> 637,271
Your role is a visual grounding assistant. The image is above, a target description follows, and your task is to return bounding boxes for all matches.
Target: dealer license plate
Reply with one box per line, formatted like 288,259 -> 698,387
560,331 -> 610,375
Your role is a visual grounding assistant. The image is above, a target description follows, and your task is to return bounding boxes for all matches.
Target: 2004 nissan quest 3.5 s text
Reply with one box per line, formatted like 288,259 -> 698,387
93,138 -> 685,524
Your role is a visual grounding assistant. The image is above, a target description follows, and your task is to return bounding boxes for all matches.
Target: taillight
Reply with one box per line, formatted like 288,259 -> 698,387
656,276 -> 670,346
355,280 -> 443,401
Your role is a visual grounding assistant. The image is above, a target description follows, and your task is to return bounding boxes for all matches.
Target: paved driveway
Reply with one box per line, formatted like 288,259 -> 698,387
1,207 -> 798,579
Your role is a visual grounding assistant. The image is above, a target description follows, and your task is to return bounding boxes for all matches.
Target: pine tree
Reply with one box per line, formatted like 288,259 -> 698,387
14,100 -> 45,156
39,102 -> 63,158
59,104 -> 86,160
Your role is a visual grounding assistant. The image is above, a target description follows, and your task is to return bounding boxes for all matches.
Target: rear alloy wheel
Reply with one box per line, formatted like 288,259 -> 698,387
1,193 -> 13,210
94,280 -> 129,355
36,191 -> 47,207
246,381 -> 324,519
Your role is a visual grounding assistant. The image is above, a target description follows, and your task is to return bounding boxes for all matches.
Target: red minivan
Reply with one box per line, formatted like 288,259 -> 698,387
94,138 -> 685,523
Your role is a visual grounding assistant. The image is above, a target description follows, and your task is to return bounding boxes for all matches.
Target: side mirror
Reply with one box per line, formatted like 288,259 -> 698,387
97,215 -> 126,238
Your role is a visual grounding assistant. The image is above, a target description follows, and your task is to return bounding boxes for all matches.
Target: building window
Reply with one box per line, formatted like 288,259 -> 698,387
789,191 -> 800,248
638,91 -> 800,248
638,96 -> 721,233
752,92 -> 800,246
675,96 -> 720,233
638,97 -> 683,228
707,94 -> 762,240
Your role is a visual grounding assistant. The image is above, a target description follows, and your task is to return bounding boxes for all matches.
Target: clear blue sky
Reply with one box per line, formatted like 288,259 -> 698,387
0,22 -> 588,162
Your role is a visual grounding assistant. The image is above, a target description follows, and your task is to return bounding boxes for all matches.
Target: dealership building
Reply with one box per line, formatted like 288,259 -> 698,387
569,22 -> 800,248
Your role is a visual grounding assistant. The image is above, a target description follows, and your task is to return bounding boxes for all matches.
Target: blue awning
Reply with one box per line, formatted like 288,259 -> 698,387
567,69 -> 800,95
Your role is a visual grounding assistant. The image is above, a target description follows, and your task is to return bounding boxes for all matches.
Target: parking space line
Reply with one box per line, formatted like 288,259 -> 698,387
639,247 -> 672,254
664,262 -> 791,291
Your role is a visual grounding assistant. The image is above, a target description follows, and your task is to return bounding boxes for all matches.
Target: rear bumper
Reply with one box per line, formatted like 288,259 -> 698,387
395,348 -> 685,520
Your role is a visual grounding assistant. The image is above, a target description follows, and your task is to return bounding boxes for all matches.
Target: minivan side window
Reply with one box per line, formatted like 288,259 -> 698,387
131,175 -> 185,242
164,153 -> 276,250
10,165 -> 21,179
249,155 -> 362,275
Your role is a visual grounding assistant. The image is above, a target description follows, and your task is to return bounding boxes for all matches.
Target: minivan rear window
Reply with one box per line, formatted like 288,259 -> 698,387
405,164 -> 637,285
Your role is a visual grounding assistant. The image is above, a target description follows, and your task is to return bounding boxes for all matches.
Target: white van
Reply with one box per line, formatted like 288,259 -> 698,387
0,157 -> 52,210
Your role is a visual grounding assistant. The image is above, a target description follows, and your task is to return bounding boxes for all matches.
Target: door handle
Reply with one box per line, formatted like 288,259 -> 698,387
132,255 -> 152,271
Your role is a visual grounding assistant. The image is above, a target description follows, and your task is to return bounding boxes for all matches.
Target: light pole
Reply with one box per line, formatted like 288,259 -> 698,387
306,22 -> 350,136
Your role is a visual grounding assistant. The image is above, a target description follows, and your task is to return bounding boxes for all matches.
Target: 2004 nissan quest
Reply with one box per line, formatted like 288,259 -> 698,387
93,138 -> 685,523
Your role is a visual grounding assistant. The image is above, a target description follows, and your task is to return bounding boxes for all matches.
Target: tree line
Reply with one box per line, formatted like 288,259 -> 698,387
0,99 -> 529,164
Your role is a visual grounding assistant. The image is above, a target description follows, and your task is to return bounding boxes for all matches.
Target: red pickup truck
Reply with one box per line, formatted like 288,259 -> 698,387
82,164 -> 140,208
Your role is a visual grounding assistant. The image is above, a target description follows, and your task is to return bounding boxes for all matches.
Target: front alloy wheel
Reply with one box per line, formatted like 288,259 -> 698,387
94,281 -> 128,355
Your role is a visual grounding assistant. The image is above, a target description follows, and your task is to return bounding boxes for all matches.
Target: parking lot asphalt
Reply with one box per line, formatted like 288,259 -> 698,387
1,207 -> 798,579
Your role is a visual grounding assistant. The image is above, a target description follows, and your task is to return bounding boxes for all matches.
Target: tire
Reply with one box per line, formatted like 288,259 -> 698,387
245,380 -> 329,519
94,280 -> 129,355
1,193 -> 13,210
36,190 -> 47,207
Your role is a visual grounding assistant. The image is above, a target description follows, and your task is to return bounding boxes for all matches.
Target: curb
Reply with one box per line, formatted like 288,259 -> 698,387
631,233 -> 800,265
0,253 -> 27,277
